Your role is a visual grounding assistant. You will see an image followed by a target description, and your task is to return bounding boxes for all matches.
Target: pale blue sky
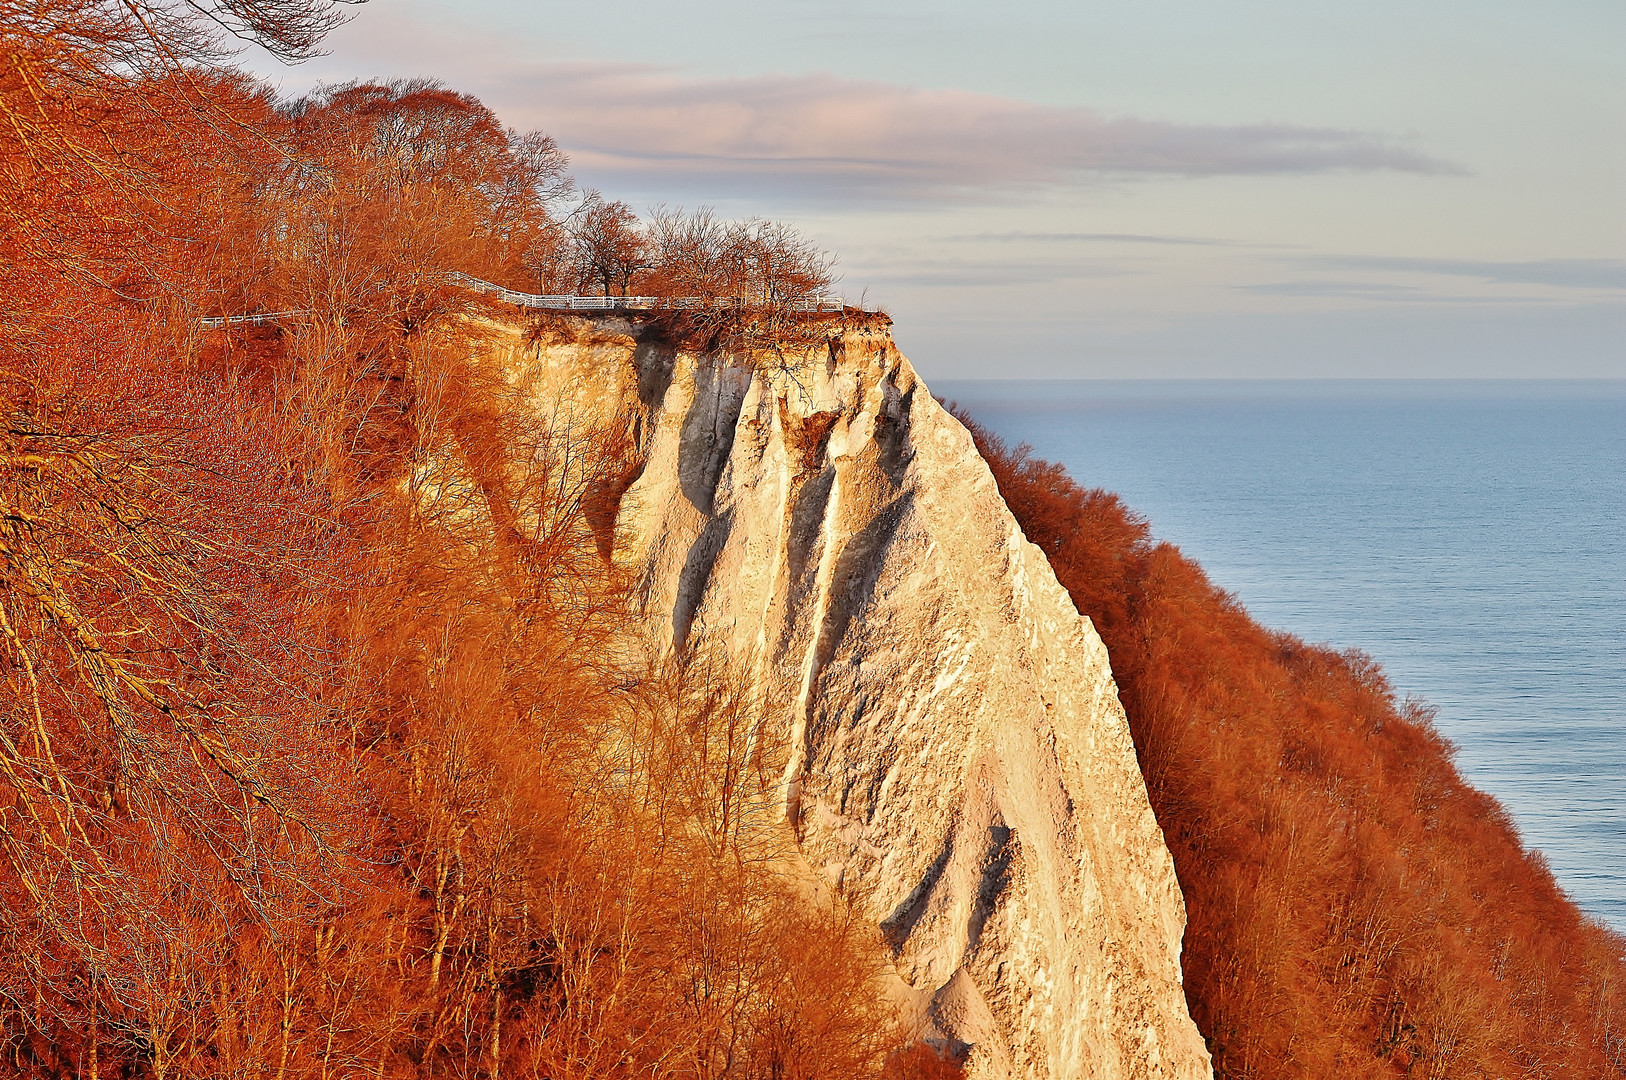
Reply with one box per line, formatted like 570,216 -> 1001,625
252,0 -> 1626,377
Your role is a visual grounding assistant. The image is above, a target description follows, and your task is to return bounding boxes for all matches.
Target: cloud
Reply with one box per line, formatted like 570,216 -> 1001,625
1238,257 -> 1626,305
490,63 -> 1462,204
1308,256 -> 1626,291
945,232 -> 1240,246
1234,281 -> 1533,304
853,258 -> 1141,288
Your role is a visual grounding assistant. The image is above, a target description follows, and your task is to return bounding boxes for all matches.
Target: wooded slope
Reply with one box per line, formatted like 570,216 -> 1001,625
0,8 -> 949,1072
960,413 -> 1626,1080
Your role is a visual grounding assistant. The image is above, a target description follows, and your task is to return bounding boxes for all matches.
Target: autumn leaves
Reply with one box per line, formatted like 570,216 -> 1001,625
961,410 -> 1626,1080
0,4 -> 939,1074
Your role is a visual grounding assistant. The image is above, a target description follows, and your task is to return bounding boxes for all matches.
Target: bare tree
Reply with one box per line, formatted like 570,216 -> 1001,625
569,197 -> 648,297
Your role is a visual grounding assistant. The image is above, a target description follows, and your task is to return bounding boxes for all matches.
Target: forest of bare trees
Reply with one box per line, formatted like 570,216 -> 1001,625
0,2 -> 945,1075
9,0 -> 1624,1077
958,411 -> 1626,1080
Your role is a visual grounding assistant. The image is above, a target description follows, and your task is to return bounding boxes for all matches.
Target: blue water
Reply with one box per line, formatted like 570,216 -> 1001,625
936,379 -> 1626,933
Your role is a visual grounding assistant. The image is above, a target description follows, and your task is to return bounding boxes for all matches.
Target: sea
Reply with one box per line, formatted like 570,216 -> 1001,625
935,379 -> 1626,934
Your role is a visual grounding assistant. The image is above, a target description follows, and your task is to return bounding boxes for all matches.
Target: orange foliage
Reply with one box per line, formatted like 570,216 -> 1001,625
883,1042 -> 967,1080
957,409 -> 1626,1080
0,15 -> 927,1074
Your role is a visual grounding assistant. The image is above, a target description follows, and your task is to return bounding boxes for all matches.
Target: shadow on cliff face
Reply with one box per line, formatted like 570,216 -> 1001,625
633,329 -> 677,411
798,493 -> 910,716
671,508 -> 733,650
780,359 -> 916,694
955,405 -> 1626,1080
677,357 -> 751,517
876,772 -> 1015,977
874,381 -> 917,486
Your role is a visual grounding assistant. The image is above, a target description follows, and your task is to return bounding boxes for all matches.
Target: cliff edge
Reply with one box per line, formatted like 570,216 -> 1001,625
497,315 -> 1212,1080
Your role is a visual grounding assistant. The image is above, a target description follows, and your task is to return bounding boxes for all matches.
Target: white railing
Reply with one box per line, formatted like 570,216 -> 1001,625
198,310 -> 314,329
447,272 -> 847,313
200,274 -> 854,328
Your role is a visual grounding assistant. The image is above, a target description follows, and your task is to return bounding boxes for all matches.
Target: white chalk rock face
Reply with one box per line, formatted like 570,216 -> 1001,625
506,318 -> 1211,1080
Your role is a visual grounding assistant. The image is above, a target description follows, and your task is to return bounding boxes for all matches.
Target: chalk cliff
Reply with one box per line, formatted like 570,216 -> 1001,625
496,315 -> 1212,1080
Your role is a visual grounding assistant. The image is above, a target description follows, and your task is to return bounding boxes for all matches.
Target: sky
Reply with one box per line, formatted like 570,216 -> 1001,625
248,0 -> 1625,379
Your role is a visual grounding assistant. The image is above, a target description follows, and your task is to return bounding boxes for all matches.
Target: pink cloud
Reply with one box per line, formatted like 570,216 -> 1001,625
269,17 -> 1460,205
492,63 -> 1461,202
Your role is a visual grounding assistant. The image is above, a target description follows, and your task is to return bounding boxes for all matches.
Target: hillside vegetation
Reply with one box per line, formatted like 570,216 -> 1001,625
0,3 -> 951,1075
958,412 -> 1626,1080
10,2 -> 1620,1076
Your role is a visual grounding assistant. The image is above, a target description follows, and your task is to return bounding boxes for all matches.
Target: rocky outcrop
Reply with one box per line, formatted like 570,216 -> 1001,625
497,316 -> 1212,1080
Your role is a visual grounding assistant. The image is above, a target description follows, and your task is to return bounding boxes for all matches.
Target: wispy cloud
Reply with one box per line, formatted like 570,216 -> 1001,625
1238,281 -> 1420,297
1236,256 -> 1626,305
853,258 -> 1141,288
945,231 -> 1241,246
489,64 -> 1462,204
1233,280 -> 1532,304
1307,256 -> 1626,291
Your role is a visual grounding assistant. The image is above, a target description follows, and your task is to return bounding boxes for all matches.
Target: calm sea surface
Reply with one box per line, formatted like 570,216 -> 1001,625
936,379 -> 1626,933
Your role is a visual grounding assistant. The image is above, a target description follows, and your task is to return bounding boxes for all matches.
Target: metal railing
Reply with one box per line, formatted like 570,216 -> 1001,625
198,310 -> 314,329
447,272 -> 847,313
199,274 -> 854,328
